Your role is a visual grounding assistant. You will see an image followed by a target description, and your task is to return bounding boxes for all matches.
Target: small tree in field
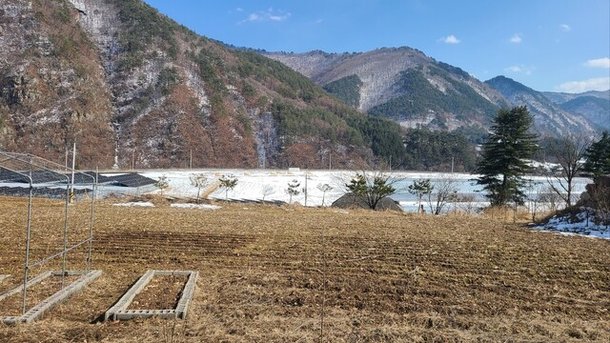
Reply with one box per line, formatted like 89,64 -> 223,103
476,106 -> 538,207
261,184 -> 274,201
545,134 -> 590,208
286,179 -> 301,204
219,174 -> 238,200
190,173 -> 209,203
427,178 -> 458,215
317,183 -> 333,206
345,172 -> 396,210
408,179 -> 432,213
156,175 -> 169,196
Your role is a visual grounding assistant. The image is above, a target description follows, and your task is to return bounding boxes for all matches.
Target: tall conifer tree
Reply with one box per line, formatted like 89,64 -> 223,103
476,106 -> 538,206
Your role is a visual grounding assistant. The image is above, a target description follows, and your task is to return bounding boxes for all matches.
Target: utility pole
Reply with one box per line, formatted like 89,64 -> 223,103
304,171 -> 308,207
70,142 -> 76,203
189,149 -> 193,169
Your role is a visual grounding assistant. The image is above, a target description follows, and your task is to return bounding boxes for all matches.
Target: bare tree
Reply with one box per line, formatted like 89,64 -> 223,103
156,175 -> 169,196
457,194 -> 477,214
261,184 -> 274,201
189,173 -> 208,203
317,183 -> 333,206
538,186 -> 562,213
426,177 -> 459,215
546,134 -> 590,208
527,183 -> 546,222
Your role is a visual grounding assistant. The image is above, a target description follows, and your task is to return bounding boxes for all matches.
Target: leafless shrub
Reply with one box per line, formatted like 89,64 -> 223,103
426,177 -> 459,215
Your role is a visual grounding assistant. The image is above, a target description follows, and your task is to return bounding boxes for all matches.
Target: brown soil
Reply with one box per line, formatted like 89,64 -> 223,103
0,274 -> 80,317
128,275 -> 188,310
0,196 -> 608,342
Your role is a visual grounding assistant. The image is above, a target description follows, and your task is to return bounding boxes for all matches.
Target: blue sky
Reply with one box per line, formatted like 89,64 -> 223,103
143,0 -> 610,93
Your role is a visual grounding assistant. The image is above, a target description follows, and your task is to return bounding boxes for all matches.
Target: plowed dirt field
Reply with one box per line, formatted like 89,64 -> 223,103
0,196 -> 608,342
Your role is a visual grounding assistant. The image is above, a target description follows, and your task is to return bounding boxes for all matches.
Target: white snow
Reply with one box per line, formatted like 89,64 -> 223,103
136,169 -> 591,213
137,169 -> 590,213
113,201 -> 155,207
170,203 -> 221,210
101,169 -> 609,240
534,208 -> 609,240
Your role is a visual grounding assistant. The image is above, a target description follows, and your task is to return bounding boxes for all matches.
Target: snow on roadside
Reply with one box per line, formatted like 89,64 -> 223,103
113,201 -> 155,207
170,203 -> 221,210
533,208 -> 610,240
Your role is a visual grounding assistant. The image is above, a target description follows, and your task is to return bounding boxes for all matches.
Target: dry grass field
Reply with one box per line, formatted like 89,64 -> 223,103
0,196 -> 608,342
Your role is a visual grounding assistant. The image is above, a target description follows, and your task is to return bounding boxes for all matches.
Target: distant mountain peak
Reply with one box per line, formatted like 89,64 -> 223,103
485,76 -> 598,135
264,48 -> 599,138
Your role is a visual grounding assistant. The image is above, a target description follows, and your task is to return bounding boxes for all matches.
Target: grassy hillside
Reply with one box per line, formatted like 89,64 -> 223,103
0,197 -> 608,342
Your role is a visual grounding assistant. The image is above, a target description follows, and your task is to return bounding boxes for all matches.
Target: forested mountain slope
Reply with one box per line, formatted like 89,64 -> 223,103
265,49 -> 599,138
0,0 -> 403,169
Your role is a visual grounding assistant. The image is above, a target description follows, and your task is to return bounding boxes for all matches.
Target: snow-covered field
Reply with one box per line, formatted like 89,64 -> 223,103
132,169 -> 609,240
138,169 -> 590,210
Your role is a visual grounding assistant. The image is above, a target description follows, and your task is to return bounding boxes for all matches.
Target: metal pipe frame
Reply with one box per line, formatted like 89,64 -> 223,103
0,151 -> 97,317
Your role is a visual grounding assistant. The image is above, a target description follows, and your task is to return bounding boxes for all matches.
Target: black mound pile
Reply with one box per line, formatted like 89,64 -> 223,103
331,193 -> 402,211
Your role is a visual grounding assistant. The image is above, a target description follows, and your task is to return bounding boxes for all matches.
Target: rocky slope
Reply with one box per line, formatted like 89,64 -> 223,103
265,49 -> 600,137
0,0 -> 396,169
265,48 -> 508,134
542,90 -> 610,103
543,90 -> 610,131
485,76 -> 598,136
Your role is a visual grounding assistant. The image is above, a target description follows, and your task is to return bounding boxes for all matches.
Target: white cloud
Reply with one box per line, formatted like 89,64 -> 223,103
504,65 -> 534,75
557,77 -> 610,93
584,57 -> 610,69
560,24 -> 571,32
509,34 -> 522,44
236,7 -> 244,12
239,8 -> 291,24
441,34 -> 460,44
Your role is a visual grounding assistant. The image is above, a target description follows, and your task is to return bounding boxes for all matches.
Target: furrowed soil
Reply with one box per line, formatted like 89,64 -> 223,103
0,196 -> 608,342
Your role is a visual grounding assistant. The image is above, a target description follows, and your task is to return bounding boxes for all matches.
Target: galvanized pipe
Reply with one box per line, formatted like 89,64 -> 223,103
22,173 -> 33,314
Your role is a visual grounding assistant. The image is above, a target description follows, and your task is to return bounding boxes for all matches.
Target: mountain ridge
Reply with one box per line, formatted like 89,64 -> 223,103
264,49 -> 604,138
0,0 -> 405,169
485,76 -> 601,135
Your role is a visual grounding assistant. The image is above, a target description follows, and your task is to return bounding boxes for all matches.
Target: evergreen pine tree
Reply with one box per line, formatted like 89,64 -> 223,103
476,106 -> 538,207
583,131 -> 610,177
346,173 -> 396,210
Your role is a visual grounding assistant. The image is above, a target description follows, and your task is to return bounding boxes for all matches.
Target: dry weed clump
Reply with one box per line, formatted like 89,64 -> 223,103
0,196 -> 608,342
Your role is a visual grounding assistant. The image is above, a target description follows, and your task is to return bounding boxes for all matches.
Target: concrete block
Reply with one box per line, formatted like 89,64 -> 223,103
1,270 -> 102,324
0,271 -> 54,302
105,270 -> 198,321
